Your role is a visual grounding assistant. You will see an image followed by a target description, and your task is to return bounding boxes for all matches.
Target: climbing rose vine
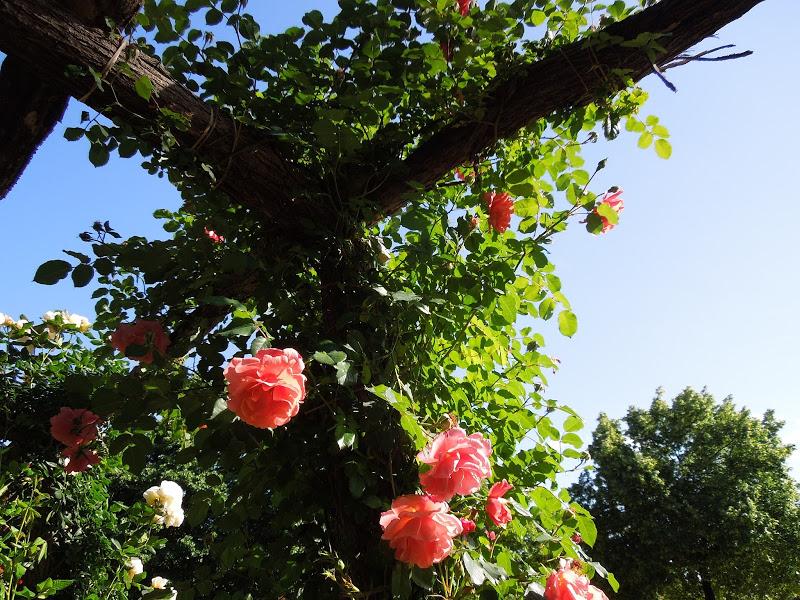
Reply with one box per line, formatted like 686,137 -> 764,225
3,0 -> 721,595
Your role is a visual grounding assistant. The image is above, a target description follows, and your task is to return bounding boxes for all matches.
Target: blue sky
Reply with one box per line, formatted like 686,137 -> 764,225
1,0 -> 798,469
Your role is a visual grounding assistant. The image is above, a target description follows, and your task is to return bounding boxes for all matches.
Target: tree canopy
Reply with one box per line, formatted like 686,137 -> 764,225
571,388 -> 800,600
0,0 -> 771,598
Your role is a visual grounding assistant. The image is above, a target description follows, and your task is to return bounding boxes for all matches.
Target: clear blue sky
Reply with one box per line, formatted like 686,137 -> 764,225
1,1 -> 797,469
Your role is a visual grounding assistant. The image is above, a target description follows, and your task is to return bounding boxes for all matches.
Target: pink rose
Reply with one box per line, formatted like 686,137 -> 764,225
224,348 -> 307,429
380,495 -> 463,568
62,445 -> 101,473
486,479 -> 513,527
111,320 -> 170,364
545,567 -> 609,600
460,518 -> 476,535
483,191 -> 514,233
50,407 -> 100,447
204,227 -> 225,243
417,427 -> 492,501
457,0 -> 474,16
593,188 -> 624,233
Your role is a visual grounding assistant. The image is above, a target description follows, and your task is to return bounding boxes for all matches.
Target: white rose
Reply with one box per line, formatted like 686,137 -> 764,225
143,481 -> 184,528
42,310 -> 60,322
151,576 -> 169,589
163,507 -> 184,528
0,313 -> 12,327
67,313 -> 91,332
14,319 -> 29,329
158,480 -> 184,510
143,486 -> 161,507
126,557 -> 144,578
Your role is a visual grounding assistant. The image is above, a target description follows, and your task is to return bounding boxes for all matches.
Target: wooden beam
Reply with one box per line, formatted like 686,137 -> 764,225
360,0 -> 767,216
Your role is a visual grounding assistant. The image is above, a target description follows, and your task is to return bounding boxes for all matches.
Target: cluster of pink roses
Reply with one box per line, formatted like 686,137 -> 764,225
50,407 -> 102,473
545,565 -> 609,600
379,427 -> 515,568
223,347 -> 307,429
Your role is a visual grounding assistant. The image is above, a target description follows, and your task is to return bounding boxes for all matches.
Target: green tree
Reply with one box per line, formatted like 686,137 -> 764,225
571,388 -> 800,600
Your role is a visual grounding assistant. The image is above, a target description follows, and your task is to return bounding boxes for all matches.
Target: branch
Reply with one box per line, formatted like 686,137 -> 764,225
0,0 -> 314,225
0,0 -> 142,200
360,0 -> 767,216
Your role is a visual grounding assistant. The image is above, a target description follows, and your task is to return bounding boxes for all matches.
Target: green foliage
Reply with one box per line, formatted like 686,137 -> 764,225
571,388 -> 800,599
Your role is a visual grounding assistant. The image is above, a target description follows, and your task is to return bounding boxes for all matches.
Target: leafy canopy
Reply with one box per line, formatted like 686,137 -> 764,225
571,388 -> 800,600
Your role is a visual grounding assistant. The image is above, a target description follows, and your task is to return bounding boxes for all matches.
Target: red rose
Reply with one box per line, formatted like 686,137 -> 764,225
62,445 -> 101,473
224,348 -> 307,429
50,407 -> 100,447
417,427 -> 492,501
593,188 -> 624,233
111,320 -> 170,364
379,495 -> 463,568
483,191 -> 514,233
486,479 -> 513,527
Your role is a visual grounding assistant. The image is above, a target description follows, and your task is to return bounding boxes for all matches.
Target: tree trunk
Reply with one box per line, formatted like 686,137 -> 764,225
0,0 -> 142,200
700,571 -> 716,600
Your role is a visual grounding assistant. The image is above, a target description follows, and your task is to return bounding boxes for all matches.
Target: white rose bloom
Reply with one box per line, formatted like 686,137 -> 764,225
42,311 -> 60,322
143,486 -> 162,507
143,481 -> 184,528
126,557 -> 144,578
0,313 -> 12,327
163,507 -> 185,528
151,576 -> 169,589
66,312 -> 91,332
14,319 -> 29,329
158,480 -> 184,510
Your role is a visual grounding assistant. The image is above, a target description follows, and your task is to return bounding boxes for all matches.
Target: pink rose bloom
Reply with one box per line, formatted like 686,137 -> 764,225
380,495 -> 463,568
111,320 -> 170,364
204,227 -> 225,243
486,479 -> 513,527
457,0 -> 474,16
50,407 -> 100,447
62,445 -> 101,473
483,191 -> 514,233
224,348 -> 307,429
417,427 -> 492,501
545,567 -> 609,600
460,518 -> 476,535
593,188 -> 624,233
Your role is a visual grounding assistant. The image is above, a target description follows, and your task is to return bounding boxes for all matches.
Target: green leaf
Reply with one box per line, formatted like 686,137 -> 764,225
63,127 -> 85,141
88,143 -> 110,167
391,563 -> 411,600
577,514 -> 598,547
558,310 -> 578,337
637,132 -> 654,149
462,553 -> 486,586
71,263 -> 95,287
34,260 -> 72,285
134,75 -> 154,101
655,138 -> 672,159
